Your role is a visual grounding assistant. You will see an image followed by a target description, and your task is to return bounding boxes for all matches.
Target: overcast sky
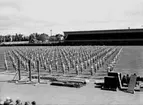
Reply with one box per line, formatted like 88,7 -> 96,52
0,0 -> 143,35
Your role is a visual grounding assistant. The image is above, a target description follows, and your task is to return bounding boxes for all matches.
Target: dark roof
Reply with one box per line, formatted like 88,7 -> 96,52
64,28 -> 143,35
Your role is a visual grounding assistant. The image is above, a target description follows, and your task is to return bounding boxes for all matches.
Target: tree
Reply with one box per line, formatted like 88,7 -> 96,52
35,33 -> 40,40
38,33 -> 49,42
0,36 -> 3,43
18,34 -> 23,41
29,33 -> 37,43
23,36 -> 29,41
12,35 -> 16,41
5,35 -> 11,42
15,33 -> 19,41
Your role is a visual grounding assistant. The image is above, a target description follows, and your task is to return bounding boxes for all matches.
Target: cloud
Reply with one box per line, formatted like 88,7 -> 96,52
0,0 -> 21,16
0,14 -> 60,35
0,7 -> 19,16
0,0 -> 60,35
20,0 -> 143,22
0,0 -> 143,35
124,2 -> 143,18
0,0 -> 21,10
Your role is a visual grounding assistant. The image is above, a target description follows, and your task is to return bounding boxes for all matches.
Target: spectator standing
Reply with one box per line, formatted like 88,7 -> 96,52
4,101 -> 9,105
31,101 -> 36,105
15,99 -> 22,105
121,75 -> 126,85
4,97 -> 12,105
126,74 -> 130,84
24,101 -> 30,105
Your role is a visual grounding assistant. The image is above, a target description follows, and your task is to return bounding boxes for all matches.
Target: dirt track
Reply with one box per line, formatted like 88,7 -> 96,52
0,74 -> 141,105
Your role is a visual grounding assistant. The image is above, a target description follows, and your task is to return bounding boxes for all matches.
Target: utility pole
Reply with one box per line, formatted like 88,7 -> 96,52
18,58 -> 21,80
37,60 -> 40,83
28,59 -> 32,82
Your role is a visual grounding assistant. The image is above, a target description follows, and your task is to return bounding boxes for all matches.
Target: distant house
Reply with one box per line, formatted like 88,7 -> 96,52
55,34 -> 64,41
49,36 -> 58,41
49,34 -> 64,42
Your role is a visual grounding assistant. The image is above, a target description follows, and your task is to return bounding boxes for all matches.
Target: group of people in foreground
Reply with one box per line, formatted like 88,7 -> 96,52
0,97 -> 36,105
121,74 -> 130,86
121,73 -> 140,87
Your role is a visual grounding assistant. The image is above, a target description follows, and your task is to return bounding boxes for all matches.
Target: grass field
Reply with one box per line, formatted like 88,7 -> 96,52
115,46 -> 143,76
0,46 -> 143,105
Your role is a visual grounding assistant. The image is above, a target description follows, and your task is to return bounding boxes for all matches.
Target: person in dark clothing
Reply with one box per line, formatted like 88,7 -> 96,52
15,99 -> 22,105
9,99 -> 14,105
126,74 -> 130,84
134,73 -> 137,76
3,97 -> 13,105
24,101 -> 30,105
121,75 -> 126,86
3,101 -> 9,105
31,101 -> 36,105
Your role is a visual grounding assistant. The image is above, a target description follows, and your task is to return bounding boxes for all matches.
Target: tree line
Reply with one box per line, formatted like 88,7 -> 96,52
0,33 -> 64,44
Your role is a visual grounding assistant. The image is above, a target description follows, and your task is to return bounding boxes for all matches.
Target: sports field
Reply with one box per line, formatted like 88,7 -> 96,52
0,46 -> 143,105
115,46 -> 143,76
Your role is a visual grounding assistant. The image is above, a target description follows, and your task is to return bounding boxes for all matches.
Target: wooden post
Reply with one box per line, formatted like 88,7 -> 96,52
18,58 -> 21,80
37,60 -> 40,83
40,56 -> 43,67
28,59 -> 32,81
4,59 -> 8,71
4,52 -> 8,71
127,74 -> 137,94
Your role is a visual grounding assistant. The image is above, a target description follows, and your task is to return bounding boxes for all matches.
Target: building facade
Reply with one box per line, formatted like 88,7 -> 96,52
63,28 -> 143,45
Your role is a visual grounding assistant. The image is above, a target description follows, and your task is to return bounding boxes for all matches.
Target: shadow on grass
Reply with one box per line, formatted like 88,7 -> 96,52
100,87 -> 117,92
0,80 -> 9,82
94,84 -> 117,92
94,85 -> 102,88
